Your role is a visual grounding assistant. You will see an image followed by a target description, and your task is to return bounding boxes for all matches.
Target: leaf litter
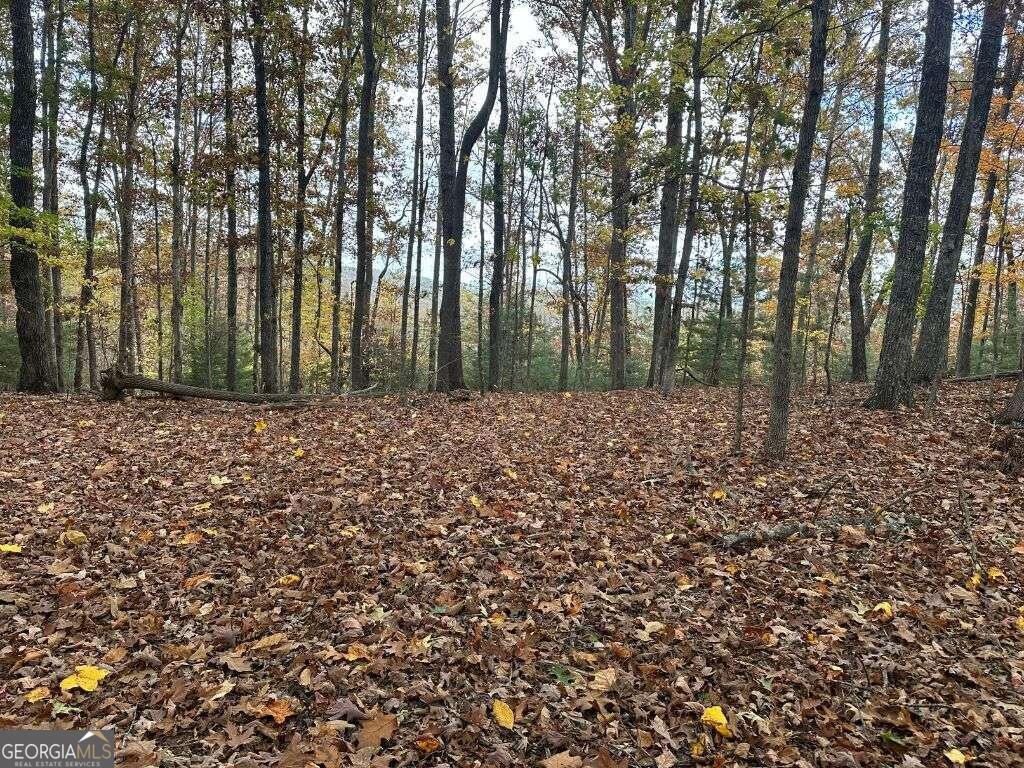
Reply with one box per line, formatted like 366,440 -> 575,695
0,381 -> 1022,767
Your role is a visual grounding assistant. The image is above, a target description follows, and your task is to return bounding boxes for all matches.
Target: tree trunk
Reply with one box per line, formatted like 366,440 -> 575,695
252,0 -> 279,392
865,0 -> 953,409
762,0 -> 830,459
224,0 -> 239,390
956,18 -> 1023,377
649,0 -> 694,387
488,35 -> 510,391
289,6 -> 309,393
435,0 -> 510,391
912,0 -> 1005,383
171,3 -> 188,383
330,6 -> 354,392
657,0 -> 704,395
848,0 -> 891,382
8,0 -> 55,392
350,0 -> 377,391
400,0 -> 427,392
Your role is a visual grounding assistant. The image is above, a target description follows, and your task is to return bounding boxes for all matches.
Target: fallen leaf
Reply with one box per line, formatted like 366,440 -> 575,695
0,543 -> 23,554
944,748 -> 970,765
700,705 -> 732,738
24,686 -> 50,702
869,601 -> 894,622
541,751 -> 583,768
60,665 -> 109,692
59,530 -> 87,547
357,710 -> 398,749
492,699 -> 515,729
414,735 -> 442,754
590,667 -> 618,693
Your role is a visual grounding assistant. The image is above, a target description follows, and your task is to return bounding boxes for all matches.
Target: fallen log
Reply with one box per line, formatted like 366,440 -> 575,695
100,368 -> 373,404
949,369 -> 1021,383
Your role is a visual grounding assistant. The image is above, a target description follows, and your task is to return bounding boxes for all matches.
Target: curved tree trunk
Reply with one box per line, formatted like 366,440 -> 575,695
848,0 -> 891,382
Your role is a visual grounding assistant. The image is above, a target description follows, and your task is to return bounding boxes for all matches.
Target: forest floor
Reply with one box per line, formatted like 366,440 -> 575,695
1,381 -> 1023,768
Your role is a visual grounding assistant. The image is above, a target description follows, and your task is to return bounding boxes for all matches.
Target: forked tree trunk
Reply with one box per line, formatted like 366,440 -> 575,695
912,0 -> 1006,383
865,0 -> 953,409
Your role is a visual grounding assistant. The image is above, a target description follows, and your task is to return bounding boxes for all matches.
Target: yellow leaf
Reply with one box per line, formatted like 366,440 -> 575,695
277,574 -> 301,587
492,699 -> 515,729
987,566 -> 1005,584
469,495 -> 484,510
209,474 -> 230,488
503,468 -> 518,480
60,665 -> 109,692
966,572 -> 981,591
870,601 -> 894,622
254,419 -> 268,433
293,447 -> 306,459
690,737 -> 706,758
60,530 -> 87,547
177,531 -> 204,546
710,489 -> 727,501
700,705 -> 732,738
944,748 -> 970,765
0,543 -> 23,554
1014,615 -> 1024,633
37,502 -> 55,514
24,686 -> 50,702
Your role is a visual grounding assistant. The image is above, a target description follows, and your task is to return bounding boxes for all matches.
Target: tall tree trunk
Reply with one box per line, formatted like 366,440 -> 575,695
289,6 -> 309,393
657,0 -> 704,394
350,0 -> 378,390
865,0 -> 953,409
649,0 -> 693,387
477,131 -> 488,391
224,0 -> 239,390
428,207 -> 441,389
42,0 -> 66,389
330,6 -> 354,392
117,23 -> 143,375
252,0 -> 279,392
400,0 -> 427,392
559,12 -> 587,392
848,0 -> 891,382
8,0 -> 55,391
488,32 -> 509,391
912,0 -> 1006,383
171,2 -> 188,382
153,137 -> 164,380
435,0 -> 510,391
956,16 -> 1023,377
762,0 -> 830,459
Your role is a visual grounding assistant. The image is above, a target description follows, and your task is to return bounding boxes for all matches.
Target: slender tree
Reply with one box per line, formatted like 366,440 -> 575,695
763,0 -> 830,459
848,0 -> 890,382
252,0 -> 279,392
